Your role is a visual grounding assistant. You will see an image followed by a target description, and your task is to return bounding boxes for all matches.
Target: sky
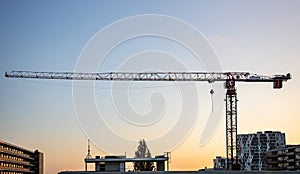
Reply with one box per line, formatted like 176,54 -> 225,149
1,0 -> 300,173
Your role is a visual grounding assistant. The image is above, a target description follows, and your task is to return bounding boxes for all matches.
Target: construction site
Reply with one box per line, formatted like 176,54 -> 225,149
4,71 -> 298,173
1,2 -> 300,174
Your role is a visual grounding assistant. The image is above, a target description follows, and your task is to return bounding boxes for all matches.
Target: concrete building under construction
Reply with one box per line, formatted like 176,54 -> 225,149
237,131 -> 286,171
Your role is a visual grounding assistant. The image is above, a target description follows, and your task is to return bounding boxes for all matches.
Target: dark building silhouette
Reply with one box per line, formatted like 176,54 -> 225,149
213,156 -> 227,170
0,139 -> 43,174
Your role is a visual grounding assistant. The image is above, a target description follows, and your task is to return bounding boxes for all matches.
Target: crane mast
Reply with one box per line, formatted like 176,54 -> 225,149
4,70 -> 291,170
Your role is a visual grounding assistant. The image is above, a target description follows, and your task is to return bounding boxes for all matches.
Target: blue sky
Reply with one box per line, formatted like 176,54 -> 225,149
1,1 -> 300,173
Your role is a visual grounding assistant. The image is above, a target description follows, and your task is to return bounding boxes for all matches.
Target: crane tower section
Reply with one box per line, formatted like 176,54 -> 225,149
225,79 -> 238,170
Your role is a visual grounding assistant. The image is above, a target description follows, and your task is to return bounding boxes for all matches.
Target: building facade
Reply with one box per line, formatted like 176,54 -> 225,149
0,139 -> 43,174
213,156 -> 227,170
237,131 -> 285,171
267,145 -> 300,171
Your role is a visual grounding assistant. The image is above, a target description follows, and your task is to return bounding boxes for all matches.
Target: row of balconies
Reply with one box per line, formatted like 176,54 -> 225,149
267,161 -> 300,169
275,147 -> 300,154
0,157 -> 32,166
287,165 -> 300,170
0,153 -> 31,163
0,146 -> 32,159
268,157 -> 298,161
267,159 -> 278,164
0,145 -> 25,155
0,171 -> 25,174
267,153 -> 277,157
0,150 -> 34,160
261,151 -> 299,158
0,163 -> 25,170
0,165 -> 33,173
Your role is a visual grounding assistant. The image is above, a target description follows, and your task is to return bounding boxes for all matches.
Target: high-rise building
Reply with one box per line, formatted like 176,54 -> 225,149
267,145 -> 300,171
237,131 -> 285,171
0,139 -> 43,174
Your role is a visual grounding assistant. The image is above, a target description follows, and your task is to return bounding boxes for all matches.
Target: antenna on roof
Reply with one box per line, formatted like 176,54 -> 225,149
85,139 -> 92,171
85,139 -> 92,159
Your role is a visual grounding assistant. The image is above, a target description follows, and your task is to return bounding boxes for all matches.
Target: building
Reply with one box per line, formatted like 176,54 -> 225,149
85,154 -> 169,172
65,140 -> 170,173
0,139 -> 43,174
213,156 -> 227,170
237,131 -> 286,171
267,145 -> 300,171
59,153 -> 170,174
92,155 -> 126,172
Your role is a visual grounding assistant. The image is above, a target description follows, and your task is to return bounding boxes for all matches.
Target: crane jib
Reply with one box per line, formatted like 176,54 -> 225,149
4,71 -> 291,83
5,71 -> 291,89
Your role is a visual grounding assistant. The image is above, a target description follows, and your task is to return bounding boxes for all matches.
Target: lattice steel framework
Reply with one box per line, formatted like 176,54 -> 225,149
225,81 -> 238,170
4,71 -> 290,82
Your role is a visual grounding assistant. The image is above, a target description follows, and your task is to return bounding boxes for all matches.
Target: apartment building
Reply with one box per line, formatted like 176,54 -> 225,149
0,139 -> 43,174
237,131 -> 285,171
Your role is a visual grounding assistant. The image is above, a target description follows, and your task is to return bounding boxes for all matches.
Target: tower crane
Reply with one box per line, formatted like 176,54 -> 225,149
5,70 -> 291,170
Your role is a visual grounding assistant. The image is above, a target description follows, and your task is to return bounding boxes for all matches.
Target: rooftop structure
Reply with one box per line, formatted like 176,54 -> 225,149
84,153 -> 170,172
